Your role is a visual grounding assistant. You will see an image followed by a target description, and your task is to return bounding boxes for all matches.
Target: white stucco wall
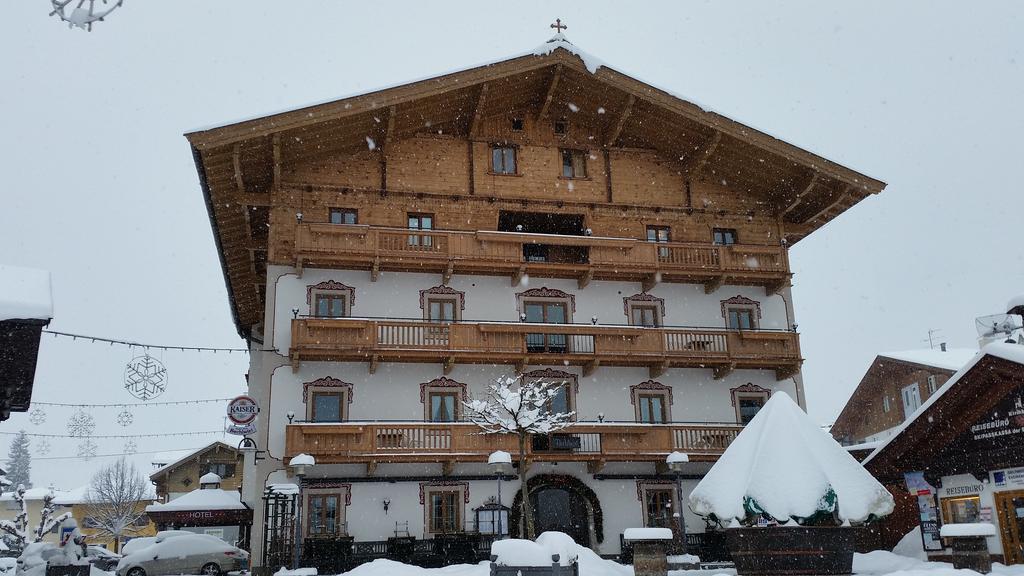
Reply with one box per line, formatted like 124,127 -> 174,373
268,266 -> 792,353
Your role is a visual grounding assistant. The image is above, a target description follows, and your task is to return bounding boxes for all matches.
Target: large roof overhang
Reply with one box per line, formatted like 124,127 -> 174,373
185,38 -> 887,341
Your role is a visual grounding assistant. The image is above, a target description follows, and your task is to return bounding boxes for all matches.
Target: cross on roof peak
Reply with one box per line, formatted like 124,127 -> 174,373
550,18 -> 567,33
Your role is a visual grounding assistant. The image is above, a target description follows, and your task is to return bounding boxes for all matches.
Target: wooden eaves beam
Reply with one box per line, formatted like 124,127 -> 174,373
604,94 -> 634,148
781,172 -> 819,217
232,143 -> 245,195
537,64 -> 563,122
681,131 -> 722,180
804,185 -> 853,224
469,83 -> 489,138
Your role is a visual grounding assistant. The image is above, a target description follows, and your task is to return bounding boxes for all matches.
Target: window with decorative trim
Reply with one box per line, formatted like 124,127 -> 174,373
624,293 -> 666,327
420,377 -> 468,422
518,288 -> 575,353
303,377 -> 353,423
720,295 -> 761,330
730,383 -> 771,424
420,482 -> 469,535
560,149 -> 587,178
305,485 -> 351,538
307,281 -> 355,318
630,380 -> 673,423
491,145 -> 518,175
329,208 -> 358,225
523,369 -> 577,419
419,285 -> 465,322
636,481 -> 678,529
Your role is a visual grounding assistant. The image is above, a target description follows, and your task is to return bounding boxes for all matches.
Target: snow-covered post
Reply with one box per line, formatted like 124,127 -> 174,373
35,488 -> 71,543
465,375 -> 574,539
0,485 -> 30,551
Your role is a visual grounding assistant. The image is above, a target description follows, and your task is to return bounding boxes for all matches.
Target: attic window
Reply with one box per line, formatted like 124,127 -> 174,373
553,119 -> 568,135
511,118 -> 524,131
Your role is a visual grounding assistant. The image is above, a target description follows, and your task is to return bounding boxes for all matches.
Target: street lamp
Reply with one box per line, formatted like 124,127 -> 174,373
290,453 -> 316,569
666,451 -> 689,554
488,450 -> 513,540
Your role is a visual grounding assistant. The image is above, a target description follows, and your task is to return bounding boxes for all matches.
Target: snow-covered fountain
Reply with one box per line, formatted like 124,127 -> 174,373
689,392 -> 894,575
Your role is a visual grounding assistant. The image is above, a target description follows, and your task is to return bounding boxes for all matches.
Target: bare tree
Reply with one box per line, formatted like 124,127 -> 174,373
465,376 -> 574,539
83,459 -> 149,552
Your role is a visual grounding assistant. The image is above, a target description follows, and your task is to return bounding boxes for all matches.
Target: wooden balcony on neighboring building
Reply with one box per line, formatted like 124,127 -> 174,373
284,421 -> 744,471
294,223 -> 791,294
289,318 -> 802,380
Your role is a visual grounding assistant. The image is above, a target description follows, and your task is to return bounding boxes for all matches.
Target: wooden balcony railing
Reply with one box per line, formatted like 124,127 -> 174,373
289,318 -> 802,380
294,224 -> 790,293
284,421 -> 744,466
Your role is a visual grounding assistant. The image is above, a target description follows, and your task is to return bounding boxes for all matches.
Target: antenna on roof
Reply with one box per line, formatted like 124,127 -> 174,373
921,328 -> 943,350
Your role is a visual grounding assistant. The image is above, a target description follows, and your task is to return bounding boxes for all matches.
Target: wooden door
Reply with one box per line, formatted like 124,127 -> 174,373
996,490 -> 1024,565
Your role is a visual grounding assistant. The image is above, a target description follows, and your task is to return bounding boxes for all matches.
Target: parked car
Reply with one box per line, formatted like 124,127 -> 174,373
119,538 -> 156,557
85,546 -> 121,571
16,542 -> 65,576
115,534 -> 248,576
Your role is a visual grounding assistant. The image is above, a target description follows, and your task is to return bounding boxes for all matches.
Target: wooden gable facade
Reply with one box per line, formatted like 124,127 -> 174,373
186,37 -> 886,341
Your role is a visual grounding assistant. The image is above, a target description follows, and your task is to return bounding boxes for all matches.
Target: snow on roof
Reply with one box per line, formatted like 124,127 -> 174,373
149,441 -> 235,479
689,392 -> 895,524
940,523 -> 996,538
0,487 -> 67,502
289,453 -> 315,467
0,265 -> 53,322
864,342 -> 1024,465
878,348 -> 978,372
52,484 -> 157,506
488,451 -> 512,465
199,473 -> 221,485
145,488 -> 245,512
623,527 -> 674,541
532,33 -> 605,74
1009,295 -> 1024,311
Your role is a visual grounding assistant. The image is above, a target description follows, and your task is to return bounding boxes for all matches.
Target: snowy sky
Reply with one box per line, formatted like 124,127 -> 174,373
1,1 -> 1022,489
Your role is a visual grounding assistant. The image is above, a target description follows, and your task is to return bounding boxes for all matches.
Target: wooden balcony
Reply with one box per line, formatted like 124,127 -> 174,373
284,421 -> 744,470
294,223 -> 791,294
289,318 -> 802,380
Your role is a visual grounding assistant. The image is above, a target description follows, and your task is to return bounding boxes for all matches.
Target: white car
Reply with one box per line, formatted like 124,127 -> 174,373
115,534 -> 248,576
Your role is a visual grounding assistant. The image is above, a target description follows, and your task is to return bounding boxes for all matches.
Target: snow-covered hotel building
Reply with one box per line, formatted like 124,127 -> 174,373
186,34 -> 886,569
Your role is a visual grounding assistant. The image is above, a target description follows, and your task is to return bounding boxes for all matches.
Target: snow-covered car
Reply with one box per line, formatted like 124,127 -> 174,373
85,546 -> 121,571
114,534 -> 247,576
0,557 -> 17,575
16,542 -> 64,576
119,538 -> 156,557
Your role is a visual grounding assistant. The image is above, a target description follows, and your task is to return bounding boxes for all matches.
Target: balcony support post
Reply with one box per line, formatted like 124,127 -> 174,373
712,362 -> 736,380
642,273 -> 658,292
443,261 -> 454,285
649,362 -> 667,379
366,460 -> 378,476
291,355 -> 300,374
765,276 -> 790,296
512,265 -> 527,287
371,257 -> 381,282
514,358 -> 528,375
441,461 -> 454,477
577,268 -> 594,289
583,359 -> 600,378
443,356 -> 456,375
368,354 -> 379,374
295,259 -> 304,279
587,460 -> 606,475
703,275 -> 725,294
775,363 -> 801,381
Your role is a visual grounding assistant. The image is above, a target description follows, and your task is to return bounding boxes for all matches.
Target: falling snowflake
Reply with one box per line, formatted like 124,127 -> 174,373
78,439 -> 98,460
36,439 -> 50,456
567,102 -> 579,113
67,410 -> 96,437
29,407 -> 47,425
124,354 -> 167,400
116,409 -> 134,427
123,439 -> 137,455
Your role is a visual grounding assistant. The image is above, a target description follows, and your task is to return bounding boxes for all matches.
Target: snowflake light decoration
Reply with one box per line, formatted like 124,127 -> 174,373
67,409 -> 96,437
123,439 -> 137,455
36,439 -> 51,456
29,407 -> 47,425
78,439 -> 98,460
50,0 -> 124,32
124,354 -> 167,401
116,409 -> 134,427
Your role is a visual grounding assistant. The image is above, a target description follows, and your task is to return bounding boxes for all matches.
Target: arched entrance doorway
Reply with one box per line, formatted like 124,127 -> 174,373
510,475 -> 604,548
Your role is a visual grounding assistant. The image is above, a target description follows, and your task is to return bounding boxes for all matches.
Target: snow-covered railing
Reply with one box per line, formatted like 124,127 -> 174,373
284,421 -> 745,464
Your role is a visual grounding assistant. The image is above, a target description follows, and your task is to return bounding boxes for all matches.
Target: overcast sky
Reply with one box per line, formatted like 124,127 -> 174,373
2,1 -> 1022,489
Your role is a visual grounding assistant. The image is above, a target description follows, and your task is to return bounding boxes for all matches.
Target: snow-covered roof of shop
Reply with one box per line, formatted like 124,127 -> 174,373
145,488 -> 246,512
149,441 -> 237,479
0,265 -> 53,322
878,348 -> 978,372
689,392 -> 894,524
865,342 -> 1024,466
0,487 -> 67,502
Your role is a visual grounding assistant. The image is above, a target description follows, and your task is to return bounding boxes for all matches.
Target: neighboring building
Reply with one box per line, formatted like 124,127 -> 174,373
0,265 -> 53,421
830,346 -> 977,446
0,487 -> 68,545
146,473 -> 252,546
149,442 -> 243,502
52,485 -> 157,551
865,342 -> 1024,565
185,31 -> 886,568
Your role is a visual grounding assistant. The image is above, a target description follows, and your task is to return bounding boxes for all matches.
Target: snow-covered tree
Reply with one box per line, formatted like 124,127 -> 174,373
6,431 -> 32,489
83,459 -> 149,552
0,485 -> 71,552
465,375 -> 574,539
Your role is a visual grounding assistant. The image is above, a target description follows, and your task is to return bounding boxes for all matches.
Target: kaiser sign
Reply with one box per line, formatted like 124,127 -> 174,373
227,395 -> 259,425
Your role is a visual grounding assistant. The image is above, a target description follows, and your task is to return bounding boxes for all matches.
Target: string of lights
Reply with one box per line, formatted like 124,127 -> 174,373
30,398 -> 235,409
43,329 -> 250,353
0,430 -> 223,440
2,447 -> 205,462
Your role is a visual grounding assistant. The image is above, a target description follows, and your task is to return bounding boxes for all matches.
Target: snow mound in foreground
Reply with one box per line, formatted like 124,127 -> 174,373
689,392 -> 895,524
891,527 -> 927,562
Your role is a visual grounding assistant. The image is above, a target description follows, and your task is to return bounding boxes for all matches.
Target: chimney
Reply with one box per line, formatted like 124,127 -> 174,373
940,342 -> 947,352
